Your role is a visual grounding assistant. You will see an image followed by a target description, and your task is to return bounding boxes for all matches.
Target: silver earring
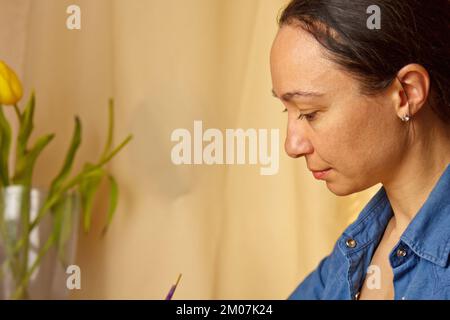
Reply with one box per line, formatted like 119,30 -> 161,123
401,114 -> 410,122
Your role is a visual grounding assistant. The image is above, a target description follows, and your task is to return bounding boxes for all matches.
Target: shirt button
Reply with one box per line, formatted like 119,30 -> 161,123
396,248 -> 407,257
345,238 -> 357,248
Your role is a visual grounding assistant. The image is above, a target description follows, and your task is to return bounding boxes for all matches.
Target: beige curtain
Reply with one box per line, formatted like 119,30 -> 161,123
0,0 -> 379,299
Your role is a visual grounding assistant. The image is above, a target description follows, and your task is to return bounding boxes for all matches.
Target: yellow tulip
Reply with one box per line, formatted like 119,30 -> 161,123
0,60 -> 23,105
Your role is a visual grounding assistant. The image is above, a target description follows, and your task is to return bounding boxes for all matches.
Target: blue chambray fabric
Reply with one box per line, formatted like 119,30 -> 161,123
288,163 -> 450,300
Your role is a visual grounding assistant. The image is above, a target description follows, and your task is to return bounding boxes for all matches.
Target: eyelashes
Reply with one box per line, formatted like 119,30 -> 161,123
282,108 -> 317,121
297,112 -> 317,121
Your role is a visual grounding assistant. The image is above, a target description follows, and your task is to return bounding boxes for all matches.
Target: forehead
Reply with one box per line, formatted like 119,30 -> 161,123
270,25 -> 345,95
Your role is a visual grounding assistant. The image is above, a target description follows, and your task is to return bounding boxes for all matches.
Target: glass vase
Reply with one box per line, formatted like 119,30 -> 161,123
0,186 -> 79,300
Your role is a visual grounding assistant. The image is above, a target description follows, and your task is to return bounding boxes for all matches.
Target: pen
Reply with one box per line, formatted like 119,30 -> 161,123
165,273 -> 182,300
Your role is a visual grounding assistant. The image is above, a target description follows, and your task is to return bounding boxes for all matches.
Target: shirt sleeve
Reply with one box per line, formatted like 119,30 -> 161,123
287,255 -> 331,300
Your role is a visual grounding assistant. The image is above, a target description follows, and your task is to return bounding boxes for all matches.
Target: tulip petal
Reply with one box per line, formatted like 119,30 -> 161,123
0,61 -> 23,105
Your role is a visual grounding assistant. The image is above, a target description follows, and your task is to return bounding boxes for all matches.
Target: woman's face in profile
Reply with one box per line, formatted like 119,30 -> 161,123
270,25 -> 408,196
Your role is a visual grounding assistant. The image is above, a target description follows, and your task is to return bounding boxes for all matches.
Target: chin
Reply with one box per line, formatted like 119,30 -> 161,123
325,180 -> 368,197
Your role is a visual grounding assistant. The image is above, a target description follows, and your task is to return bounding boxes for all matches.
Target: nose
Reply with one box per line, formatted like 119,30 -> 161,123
284,120 -> 314,158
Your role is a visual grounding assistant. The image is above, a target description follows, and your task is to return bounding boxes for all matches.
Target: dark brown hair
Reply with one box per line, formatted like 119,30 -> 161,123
279,0 -> 450,123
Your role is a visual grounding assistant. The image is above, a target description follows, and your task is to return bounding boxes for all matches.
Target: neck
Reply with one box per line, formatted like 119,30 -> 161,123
382,111 -> 450,237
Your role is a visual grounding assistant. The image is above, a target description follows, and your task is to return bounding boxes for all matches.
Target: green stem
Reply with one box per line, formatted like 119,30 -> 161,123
18,186 -> 31,293
12,233 -> 55,299
31,134 -> 132,229
0,218 -> 21,284
1,188 -> 32,299
11,134 -> 133,254
13,104 -> 21,122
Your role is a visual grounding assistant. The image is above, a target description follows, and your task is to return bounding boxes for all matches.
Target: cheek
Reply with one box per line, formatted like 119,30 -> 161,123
314,99 -> 400,176
351,100 -> 404,169
310,107 -> 365,165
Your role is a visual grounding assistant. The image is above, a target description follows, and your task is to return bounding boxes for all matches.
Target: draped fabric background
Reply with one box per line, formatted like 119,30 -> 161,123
0,0 -> 379,299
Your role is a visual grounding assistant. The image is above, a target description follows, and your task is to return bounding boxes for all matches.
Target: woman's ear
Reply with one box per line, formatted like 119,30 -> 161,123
394,64 -> 431,119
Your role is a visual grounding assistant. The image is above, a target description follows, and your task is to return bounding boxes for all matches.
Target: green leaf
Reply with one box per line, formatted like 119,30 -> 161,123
16,92 -> 35,159
100,99 -> 114,161
52,194 -> 75,268
98,134 -> 133,167
28,162 -> 106,233
12,133 -> 55,186
101,174 -> 119,236
0,105 -> 12,186
79,165 -> 104,233
49,117 -> 82,195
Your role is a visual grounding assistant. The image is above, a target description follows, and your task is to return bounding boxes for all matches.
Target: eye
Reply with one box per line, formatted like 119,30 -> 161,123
297,111 -> 317,121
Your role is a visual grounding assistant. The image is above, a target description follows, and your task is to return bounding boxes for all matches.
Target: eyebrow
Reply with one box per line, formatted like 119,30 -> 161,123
271,89 -> 325,101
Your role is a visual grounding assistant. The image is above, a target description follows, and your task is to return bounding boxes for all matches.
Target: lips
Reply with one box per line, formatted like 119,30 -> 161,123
311,168 -> 331,180
309,167 -> 330,172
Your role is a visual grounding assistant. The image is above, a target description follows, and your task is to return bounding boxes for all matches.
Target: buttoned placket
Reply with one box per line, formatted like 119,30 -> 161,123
389,242 -> 411,300
343,237 -> 362,300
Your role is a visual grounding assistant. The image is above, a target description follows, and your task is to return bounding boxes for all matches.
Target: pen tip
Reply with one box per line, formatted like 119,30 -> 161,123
175,273 -> 182,286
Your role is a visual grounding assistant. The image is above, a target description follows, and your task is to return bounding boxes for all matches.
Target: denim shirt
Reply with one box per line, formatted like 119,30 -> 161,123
289,163 -> 450,300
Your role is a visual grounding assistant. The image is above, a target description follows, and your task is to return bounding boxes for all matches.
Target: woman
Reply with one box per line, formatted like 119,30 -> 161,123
270,0 -> 450,299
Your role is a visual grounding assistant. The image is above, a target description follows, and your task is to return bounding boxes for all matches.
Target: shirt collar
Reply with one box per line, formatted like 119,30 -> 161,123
340,163 -> 450,267
401,163 -> 450,267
